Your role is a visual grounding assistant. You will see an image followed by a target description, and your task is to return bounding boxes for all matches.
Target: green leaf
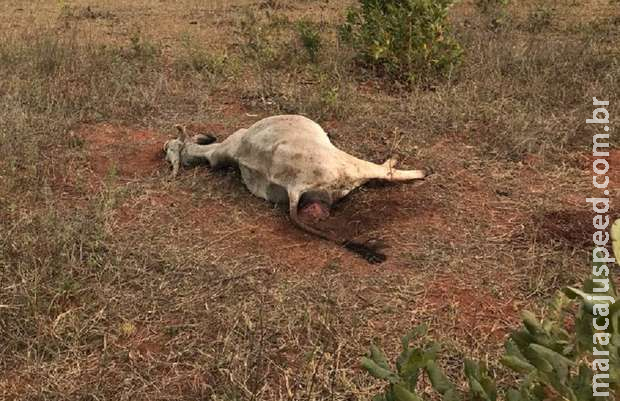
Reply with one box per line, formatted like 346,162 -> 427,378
464,360 -> 496,401
441,389 -> 461,401
523,346 -> 553,373
504,338 -> 527,359
522,311 -> 544,336
500,355 -> 536,374
464,359 -> 479,380
571,364 -> 595,401
550,291 -> 571,314
510,329 -> 536,352
529,344 -> 575,367
468,378 -> 489,401
392,384 -> 424,401
400,342 -> 438,381
362,357 -> 399,382
505,389 -> 522,401
563,287 -> 597,314
399,348 -> 428,386
396,348 -> 413,373
371,344 -> 391,370
425,360 -> 456,395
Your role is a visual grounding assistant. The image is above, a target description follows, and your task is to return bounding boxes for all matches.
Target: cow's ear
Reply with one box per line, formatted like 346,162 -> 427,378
174,124 -> 187,142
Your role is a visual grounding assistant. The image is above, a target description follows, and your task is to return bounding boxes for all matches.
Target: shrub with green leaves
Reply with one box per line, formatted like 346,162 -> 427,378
237,9 -> 291,68
339,0 -> 462,84
362,220 -> 620,400
296,20 -> 322,62
362,325 -> 495,401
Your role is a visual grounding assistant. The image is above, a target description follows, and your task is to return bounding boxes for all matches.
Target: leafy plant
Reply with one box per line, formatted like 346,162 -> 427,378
500,299 -> 596,400
363,326 -> 499,401
362,220 -> 620,400
339,0 -> 462,84
237,9 -> 291,68
296,20 -> 322,62
361,324 -> 459,401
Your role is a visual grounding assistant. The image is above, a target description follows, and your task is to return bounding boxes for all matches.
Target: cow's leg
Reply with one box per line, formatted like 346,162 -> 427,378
355,158 -> 430,182
164,138 -> 222,176
384,167 -> 429,181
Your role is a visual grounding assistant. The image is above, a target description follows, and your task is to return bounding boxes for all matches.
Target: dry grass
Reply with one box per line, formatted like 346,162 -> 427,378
0,0 -> 618,400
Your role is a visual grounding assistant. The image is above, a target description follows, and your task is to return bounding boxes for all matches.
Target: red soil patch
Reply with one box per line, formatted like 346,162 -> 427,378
535,209 -> 594,248
424,276 -> 520,342
78,123 -> 167,182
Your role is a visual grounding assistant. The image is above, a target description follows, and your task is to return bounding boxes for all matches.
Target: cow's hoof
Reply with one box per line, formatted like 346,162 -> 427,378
423,166 -> 435,177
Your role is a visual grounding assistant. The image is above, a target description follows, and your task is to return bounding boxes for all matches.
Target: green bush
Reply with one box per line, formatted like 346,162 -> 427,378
339,0 -> 462,84
296,20 -> 322,62
361,325 -> 494,401
362,220 -> 620,400
237,9 -> 291,68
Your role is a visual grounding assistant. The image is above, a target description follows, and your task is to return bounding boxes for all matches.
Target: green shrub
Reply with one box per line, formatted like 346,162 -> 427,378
362,220 -> 620,400
237,9 -> 291,68
361,325 -> 491,401
296,20 -> 322,62
339,0 -> 462,84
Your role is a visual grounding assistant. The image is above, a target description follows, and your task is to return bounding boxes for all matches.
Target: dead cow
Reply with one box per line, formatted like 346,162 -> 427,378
164,115 -> 431,263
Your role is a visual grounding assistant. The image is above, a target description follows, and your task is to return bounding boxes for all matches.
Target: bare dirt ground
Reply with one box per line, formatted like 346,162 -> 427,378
0,0 -> 618,400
